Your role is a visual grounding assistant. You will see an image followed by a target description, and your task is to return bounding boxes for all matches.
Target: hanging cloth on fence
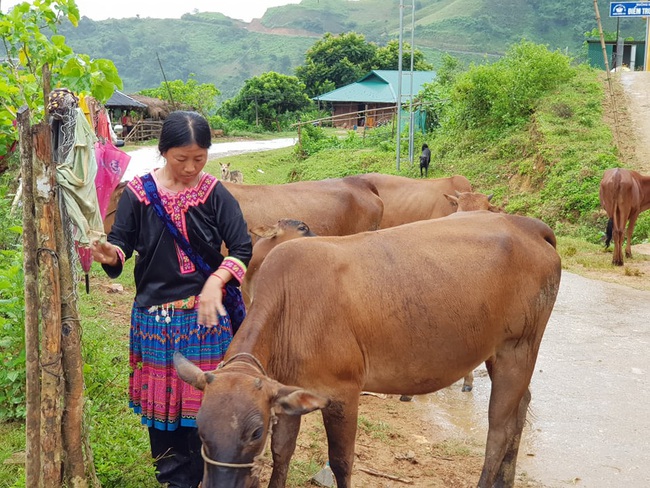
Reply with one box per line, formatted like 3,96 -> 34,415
56,107 -> 104,245
94,136 -> 131,219
55,107 -> 105,260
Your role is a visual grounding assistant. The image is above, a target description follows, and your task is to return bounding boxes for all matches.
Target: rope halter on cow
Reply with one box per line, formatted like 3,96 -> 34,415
200,352 -> 276,478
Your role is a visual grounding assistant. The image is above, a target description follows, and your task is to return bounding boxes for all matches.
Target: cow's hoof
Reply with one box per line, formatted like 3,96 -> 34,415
399,395 -> 413,402
461,385 -> 473,392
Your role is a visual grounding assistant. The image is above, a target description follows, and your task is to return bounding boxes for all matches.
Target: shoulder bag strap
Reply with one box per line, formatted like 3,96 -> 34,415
140,173 -> 212,278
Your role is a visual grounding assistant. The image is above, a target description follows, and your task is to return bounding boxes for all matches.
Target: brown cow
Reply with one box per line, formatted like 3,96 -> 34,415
103,175 -> 384,241
242,219 -> 316,305
356,172 -> 472,228
175,211 -> 561,488
599,168 -> 650,266
222,176 -> 383,241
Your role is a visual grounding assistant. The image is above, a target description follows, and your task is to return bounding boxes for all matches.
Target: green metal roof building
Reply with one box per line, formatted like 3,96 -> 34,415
314,70 -> 436,128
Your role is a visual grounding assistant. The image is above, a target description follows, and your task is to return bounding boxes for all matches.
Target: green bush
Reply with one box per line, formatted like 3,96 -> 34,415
0,173 -> 24,421
441,40 -> 575,139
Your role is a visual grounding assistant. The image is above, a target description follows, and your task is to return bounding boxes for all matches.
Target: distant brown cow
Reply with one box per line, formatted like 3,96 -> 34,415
357,173 -> 472,228
175,211 -> 561,488
599,168 -> 650,266
242,219 -> 315,305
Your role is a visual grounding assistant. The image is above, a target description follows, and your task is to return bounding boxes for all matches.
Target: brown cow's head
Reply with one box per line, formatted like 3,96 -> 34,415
250,219 -> 316,241
444,190 -> 502,213
243,219 -> 317,306
174,352 -> 327,488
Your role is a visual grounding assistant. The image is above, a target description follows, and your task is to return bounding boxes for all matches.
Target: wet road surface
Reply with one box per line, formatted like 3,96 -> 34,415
121,137 -> 297,182
420,271 -> 650,487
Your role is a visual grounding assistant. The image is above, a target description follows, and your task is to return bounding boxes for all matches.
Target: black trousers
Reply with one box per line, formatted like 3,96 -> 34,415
148,426 -> 203,488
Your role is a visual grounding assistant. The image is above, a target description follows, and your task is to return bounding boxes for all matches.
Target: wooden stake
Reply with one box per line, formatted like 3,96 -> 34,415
33,119 -> 64,487
357,466 -> 413,484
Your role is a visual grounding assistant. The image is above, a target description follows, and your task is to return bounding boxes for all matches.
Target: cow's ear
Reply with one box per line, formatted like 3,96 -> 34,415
444,194 -> 459,207
173,351 -> 214,390
273,386 -> 329,416
250,224 -> 278,238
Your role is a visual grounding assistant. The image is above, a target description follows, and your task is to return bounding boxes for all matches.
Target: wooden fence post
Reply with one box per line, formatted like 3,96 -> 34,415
33,120 -> 64,487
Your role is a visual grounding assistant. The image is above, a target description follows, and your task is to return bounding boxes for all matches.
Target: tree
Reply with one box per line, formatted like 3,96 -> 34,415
296,32 -> 377,98
417,54 -> 465,130
0,2 -> 121,486
139,74 -> 220,118
221,71 -> 312,131
0,0 -> 121,159
372,39 -> 434,71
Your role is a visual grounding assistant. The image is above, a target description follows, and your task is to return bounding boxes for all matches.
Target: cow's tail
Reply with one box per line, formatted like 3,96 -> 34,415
604,218 -> 613,248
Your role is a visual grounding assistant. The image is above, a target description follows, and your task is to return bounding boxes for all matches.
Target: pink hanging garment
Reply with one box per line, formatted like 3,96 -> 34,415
94,140 -> 131,219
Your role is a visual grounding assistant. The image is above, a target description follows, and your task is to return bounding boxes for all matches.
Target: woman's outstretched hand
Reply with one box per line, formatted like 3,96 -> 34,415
91,240 -> 119,266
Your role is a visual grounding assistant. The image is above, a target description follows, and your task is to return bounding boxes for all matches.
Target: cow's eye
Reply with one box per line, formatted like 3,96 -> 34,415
251,427 -> 263,441
298,225 -> 308,232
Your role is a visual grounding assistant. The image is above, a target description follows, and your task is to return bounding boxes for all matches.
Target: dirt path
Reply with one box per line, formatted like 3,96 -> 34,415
617,71 -> 650,173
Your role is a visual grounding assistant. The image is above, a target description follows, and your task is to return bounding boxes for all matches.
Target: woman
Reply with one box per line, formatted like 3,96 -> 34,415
92,111 -> 252,488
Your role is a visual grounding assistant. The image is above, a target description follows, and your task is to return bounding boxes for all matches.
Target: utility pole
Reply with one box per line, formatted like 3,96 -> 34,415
396,0 -> 404,171
396,0 -> 416,170
408,0 -> 416,165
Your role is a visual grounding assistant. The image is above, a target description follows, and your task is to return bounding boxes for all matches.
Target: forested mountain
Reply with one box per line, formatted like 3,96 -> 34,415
56,0 -> 645,99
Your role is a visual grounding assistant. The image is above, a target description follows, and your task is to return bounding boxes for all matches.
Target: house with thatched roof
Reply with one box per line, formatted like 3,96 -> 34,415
127,94 -> 174,120
104,90 -> 171,142
105,90 -> 174,121
105,90 -> 146,113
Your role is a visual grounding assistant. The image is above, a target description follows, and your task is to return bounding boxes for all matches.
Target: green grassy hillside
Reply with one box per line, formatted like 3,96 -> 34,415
55,0 -> 645,97
212,66 -> 649,245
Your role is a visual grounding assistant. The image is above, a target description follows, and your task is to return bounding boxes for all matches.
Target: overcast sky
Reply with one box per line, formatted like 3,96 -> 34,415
0,0 -> 302,22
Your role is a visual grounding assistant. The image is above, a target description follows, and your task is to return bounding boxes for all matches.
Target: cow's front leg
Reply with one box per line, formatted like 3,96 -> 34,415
321,391 -> 360,488
268,414 -> 301,488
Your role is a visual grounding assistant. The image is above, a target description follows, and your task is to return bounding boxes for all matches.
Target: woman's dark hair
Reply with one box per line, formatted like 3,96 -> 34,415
421,143 -> 428,150
158,111 -> 212,154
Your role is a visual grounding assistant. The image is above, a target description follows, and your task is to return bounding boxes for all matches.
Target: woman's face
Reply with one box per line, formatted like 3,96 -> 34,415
162,143 -> 208,183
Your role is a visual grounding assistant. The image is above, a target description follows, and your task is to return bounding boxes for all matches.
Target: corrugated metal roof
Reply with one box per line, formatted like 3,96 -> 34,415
105,89 -> 147,108
314,70 -> 436,103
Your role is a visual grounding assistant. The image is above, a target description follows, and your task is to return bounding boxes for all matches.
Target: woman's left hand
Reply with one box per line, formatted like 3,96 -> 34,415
199,274 -> 228,327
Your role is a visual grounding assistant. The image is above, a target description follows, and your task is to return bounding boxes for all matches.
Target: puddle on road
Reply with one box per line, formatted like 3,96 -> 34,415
409,273 -> 650,488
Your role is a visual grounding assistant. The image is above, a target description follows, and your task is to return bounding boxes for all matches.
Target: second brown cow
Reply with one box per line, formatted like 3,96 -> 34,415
356,172 -> 472,228
599,168 -> 650,266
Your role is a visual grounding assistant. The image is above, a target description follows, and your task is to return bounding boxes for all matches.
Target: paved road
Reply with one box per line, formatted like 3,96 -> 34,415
121,137 -> 297,182
423,271 -> 650,487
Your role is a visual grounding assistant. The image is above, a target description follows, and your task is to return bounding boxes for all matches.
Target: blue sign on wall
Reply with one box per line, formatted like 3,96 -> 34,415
610,2 -> 650,17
